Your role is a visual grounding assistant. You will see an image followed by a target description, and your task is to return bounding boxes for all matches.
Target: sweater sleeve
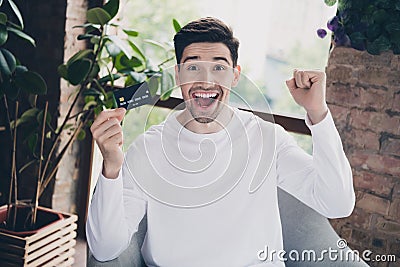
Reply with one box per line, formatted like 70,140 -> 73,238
86,156 -> 147,262
276,110 -> 355,218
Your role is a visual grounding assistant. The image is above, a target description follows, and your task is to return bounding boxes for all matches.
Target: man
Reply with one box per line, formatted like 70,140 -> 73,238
87,17 -> 355,266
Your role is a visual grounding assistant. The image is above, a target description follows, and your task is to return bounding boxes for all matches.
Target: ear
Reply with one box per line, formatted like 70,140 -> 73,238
231,65 -> 241,87
174,65 -> 181,86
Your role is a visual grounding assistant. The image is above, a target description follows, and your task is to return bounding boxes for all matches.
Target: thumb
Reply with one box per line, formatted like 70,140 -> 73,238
285,78 -> 297,91
115,107 -> 126,122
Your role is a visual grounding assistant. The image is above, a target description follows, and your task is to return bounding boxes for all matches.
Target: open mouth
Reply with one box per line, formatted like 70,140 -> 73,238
192,92 -> 220,108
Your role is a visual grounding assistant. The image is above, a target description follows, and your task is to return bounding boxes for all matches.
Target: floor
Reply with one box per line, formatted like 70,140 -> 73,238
74,238 -> 87,266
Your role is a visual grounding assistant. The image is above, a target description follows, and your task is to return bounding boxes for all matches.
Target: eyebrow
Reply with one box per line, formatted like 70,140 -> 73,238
182,56 -> 231,65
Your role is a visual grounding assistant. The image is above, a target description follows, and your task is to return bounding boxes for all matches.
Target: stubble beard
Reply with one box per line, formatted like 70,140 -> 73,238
189,101 -> 223,123
187,86 -> 225,124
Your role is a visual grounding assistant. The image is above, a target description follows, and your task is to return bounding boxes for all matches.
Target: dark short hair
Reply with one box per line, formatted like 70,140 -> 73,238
173,17 -> 240,67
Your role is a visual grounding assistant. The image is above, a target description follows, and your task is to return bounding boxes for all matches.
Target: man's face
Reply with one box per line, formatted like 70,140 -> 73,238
175,42 -> 240,124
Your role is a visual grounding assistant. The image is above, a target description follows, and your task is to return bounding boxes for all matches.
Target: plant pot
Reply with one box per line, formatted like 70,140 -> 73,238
0,205 -> 78,266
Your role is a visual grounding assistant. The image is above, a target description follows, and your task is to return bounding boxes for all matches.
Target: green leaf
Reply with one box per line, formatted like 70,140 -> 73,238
18,108 -> 40,126
372,9 -> 387,25
74,23 -> 101,35
106,42 -> 121,57
8,0 -> 23,29
128,40 -> 146,61
124,75 -> 136,87
349,32 -> 365,45
107,35 -> 132,59
83,87 -> 103,97
14,71 -> 47,94
0,48 -> 16,76
28,93 -> 37,107
129,71 -> 146,83
93,78 -> 107,96
77,129 -> 86,140
123,29 -> 139,37
83,100 -> 97,111
0,12 -> 7,25
90,36 -> 101,45
102,0 -> 119,20
73,23 -> 101,30
120,54 -> 143,68
373,35 -> 391,52
0,24 -> 8,46
27,133 -> 38,154
88,62 -> 100,80
77,34 -> 95,40
367,24 -> 381,41
160,72 -> 174,100
144,39 -> 165,50
55,123 -> 73,134
15,65 -> 27,74
324,0 -> 337,6
57,64 -> 68,80
172,18 -> 181,33
93,105 -> 103,116
87,7 -> 112,26
104,96 -> 116,109
147,76 -> 159,96
37,109 -> 51,125
7,27 -> 35,46
67,59 -> 91,86
85,95 -> 95,103
67,49 -> 93,66
385,23 -> 400,33
98,73 -> 121,83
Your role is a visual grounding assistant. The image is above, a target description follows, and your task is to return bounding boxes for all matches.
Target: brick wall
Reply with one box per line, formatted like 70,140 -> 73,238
53,0 -> 104,237
52,0 -> 88,214
326,47 -> 400,266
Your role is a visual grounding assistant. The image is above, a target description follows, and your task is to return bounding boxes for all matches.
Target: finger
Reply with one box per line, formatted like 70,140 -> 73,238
301,72 -> 312,88
91,108 -> 126,132
92,118 -> 120,140
303,70 -> 325,83
285,78 -> 297,91
102,132 -> 123,149
97,123 -> 122,144
294,70 -> 305,88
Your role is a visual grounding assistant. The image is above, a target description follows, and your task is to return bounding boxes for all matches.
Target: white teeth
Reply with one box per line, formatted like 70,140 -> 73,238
194,92 -> 217,98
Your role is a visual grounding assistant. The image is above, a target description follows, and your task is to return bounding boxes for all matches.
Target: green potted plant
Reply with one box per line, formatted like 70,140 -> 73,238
0,0 -> 177,265
317,0 -> 400,55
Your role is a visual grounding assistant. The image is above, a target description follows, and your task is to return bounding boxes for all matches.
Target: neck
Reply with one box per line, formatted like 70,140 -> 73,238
177,106 -> 234,134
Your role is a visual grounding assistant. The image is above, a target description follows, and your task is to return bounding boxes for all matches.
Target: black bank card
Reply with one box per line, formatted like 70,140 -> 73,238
113,82 -> 152,110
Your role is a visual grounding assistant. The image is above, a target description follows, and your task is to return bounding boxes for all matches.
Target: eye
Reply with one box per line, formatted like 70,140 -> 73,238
214,64 -> 226,71
186,64 -> 200,71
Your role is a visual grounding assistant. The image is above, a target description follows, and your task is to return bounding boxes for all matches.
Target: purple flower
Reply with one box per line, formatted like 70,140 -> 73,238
327,16 -> 339,31
317,28 -> 327,38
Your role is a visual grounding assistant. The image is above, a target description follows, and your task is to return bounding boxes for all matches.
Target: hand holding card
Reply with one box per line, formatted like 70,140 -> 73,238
90,108 -> 126,179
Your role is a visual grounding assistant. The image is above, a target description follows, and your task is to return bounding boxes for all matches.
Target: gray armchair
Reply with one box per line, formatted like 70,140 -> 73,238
87,188 -> 369,266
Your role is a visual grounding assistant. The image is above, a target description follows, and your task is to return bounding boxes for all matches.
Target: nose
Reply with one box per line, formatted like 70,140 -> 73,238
196,68 -> 212,84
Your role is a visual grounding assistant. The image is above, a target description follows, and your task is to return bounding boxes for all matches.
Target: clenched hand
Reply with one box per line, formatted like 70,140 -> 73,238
90,108 -> 126,179
285,70 -> 328,124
